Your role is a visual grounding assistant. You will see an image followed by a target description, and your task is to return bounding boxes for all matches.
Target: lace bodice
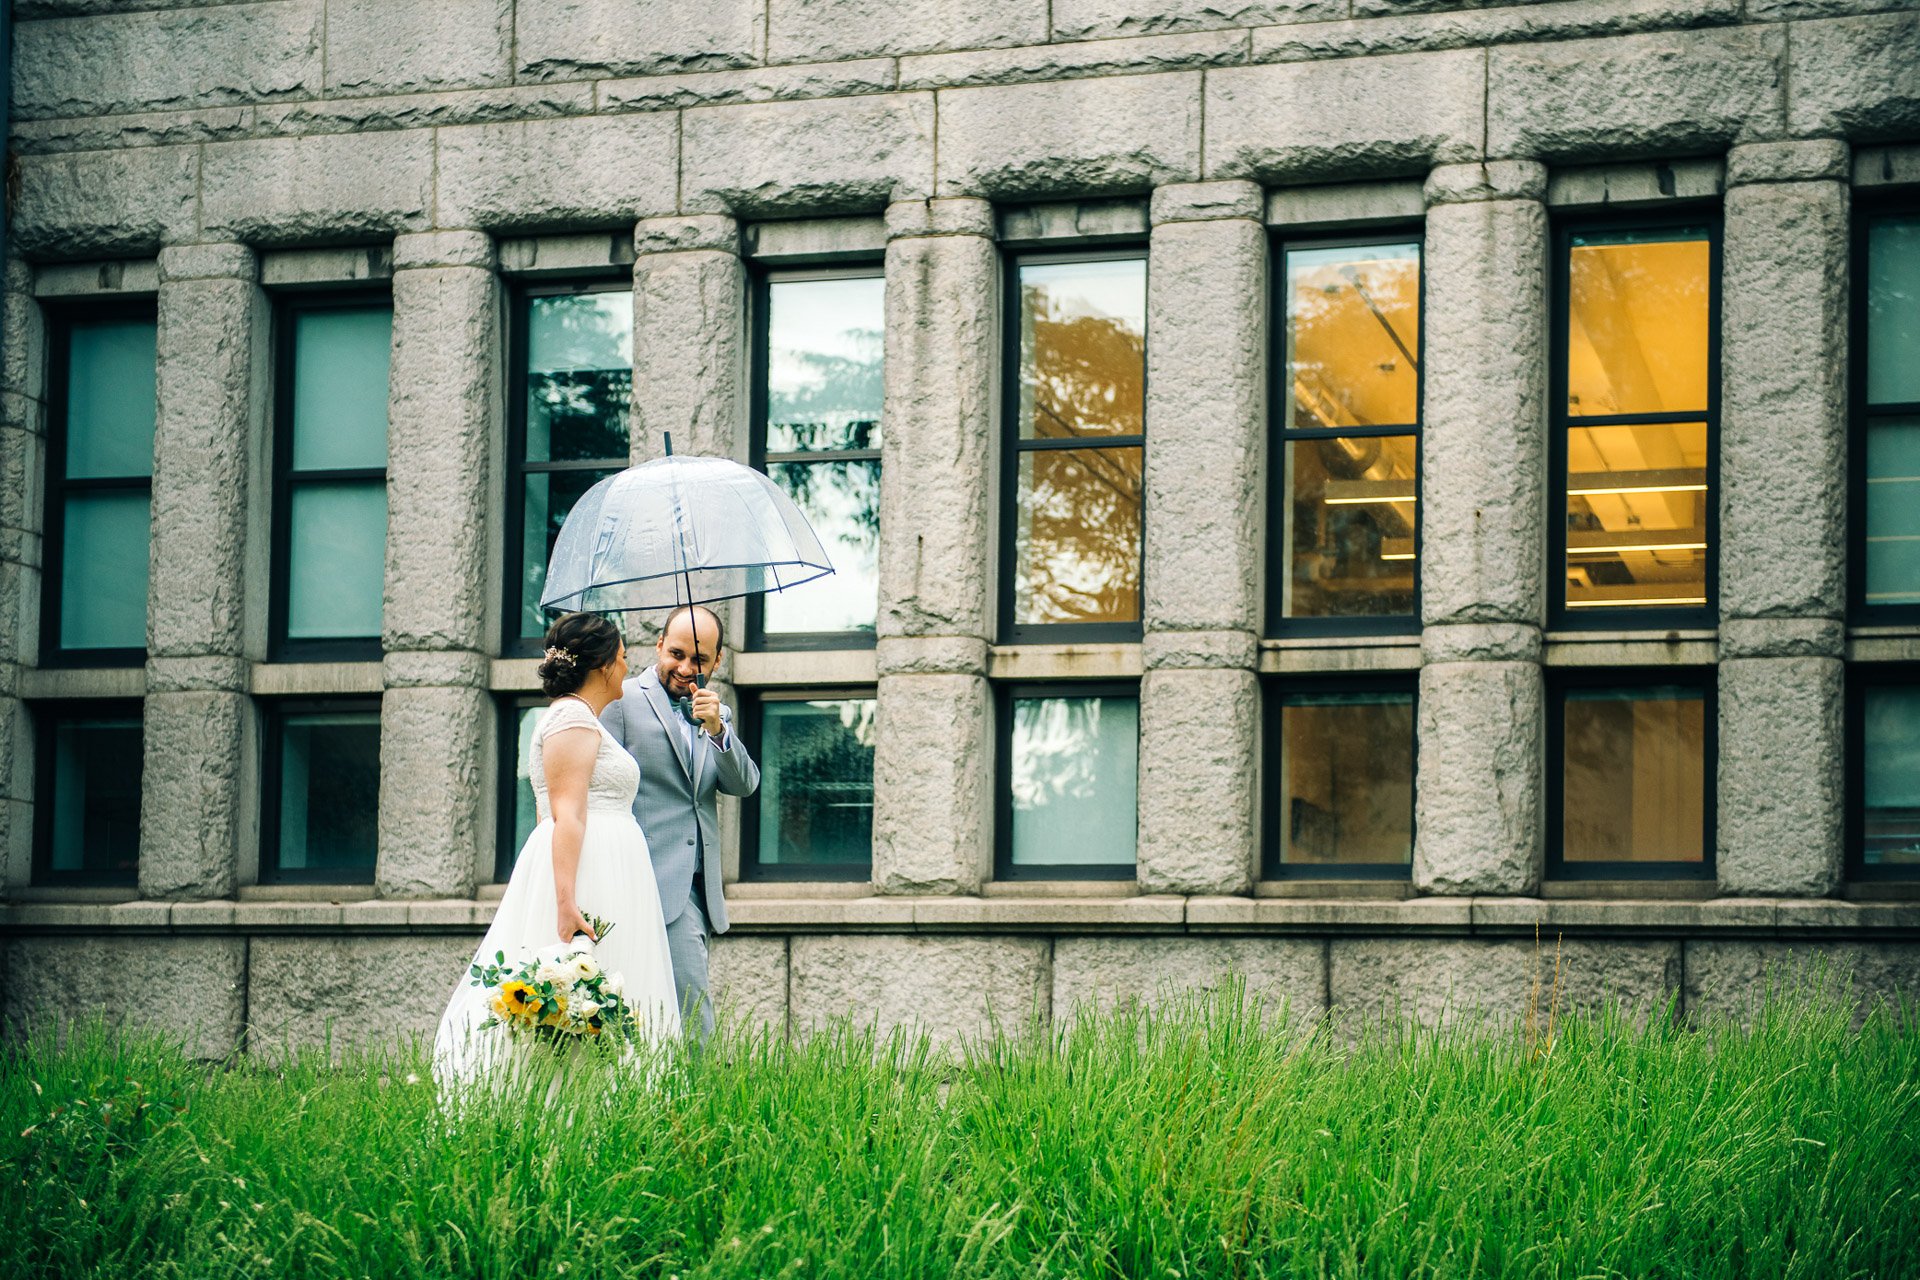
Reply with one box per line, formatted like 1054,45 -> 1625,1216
529,696 -> 640,821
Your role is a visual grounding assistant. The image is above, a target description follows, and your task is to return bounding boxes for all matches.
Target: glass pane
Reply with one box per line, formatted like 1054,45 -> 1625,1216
276,710 -> 380,875
1010,694 -> 1138,868
526,292 -> 632,463
64,317 -> 156,480
756,699 -> 876,870
1863,685 -> 1920,869
1277,692 -> 1413,867
291,306 -> 391,471
1561,686 -> 1705,863
1565,421 -> 1709,610
766,276 -> 884,453
1281,434 -> 1417,618
287,482 -> 386,640
502,704 -> 543,880
1014,446 -> 1142,627
1867,214 -> 1920,407
47,716 -> 141,879
1866,416 -> 1920,606
764,459 -> 879,635
1285,242 -> 1420,430
1566,231 -> 1710,417
1017,258 -> 1146,441
60,491 -> 149,650
518,468 -> 619,642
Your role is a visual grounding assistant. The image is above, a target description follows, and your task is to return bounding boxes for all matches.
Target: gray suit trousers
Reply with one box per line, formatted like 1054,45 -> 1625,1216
667,890 -> 713,1044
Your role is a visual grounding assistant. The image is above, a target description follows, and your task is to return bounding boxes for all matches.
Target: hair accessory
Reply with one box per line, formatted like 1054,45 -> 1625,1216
542,645 -> 578,668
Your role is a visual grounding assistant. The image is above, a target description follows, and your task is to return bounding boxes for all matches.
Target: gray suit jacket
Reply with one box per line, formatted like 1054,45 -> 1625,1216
600,665 -> 758,934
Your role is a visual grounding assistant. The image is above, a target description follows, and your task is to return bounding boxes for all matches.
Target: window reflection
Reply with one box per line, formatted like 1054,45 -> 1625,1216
1566,234 -> 1710,417
1565,421 -> 1709,609
1008,693 -> 1138,870
44,713 -> 142,883
1865,215 -> 1920,610
1286,244 -> 1419,431
1863,685 -> 1920,869
1560,685 -> 1705,864
1014,447 -> 1143,627
754,698 -> 876,873
1282,436 -> 1417,618
272,708 -> 381,880
1275,690 -> 1413,869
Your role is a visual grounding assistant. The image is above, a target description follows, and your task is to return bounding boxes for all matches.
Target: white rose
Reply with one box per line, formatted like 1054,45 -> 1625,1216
574,998 -> 602,1020
605,972 -> 626,997
575,956 -> 600,980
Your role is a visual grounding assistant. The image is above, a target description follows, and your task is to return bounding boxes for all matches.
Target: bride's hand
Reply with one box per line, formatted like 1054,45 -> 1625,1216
557,902 -> 598,945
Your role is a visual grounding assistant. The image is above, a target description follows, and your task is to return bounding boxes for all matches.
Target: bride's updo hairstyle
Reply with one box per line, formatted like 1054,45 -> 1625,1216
538,612 -> 622,698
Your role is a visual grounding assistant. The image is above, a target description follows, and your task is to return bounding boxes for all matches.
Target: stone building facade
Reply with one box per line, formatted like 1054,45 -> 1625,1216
1,0 -> 1918,1058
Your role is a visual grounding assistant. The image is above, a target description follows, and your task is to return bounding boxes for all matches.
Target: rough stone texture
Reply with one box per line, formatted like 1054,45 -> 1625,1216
376,686 -> 488,899
1488,26 -> 1785,161
1204,50 -> 1484,183
12,145 -> 199,257
1330,938 -> 1682,1034
3,936 -> 247,1058
1720,180 -> 1849,622
1717,658 -> 1843,897
633,215 -> 742,255
1149,179 -> 1264,225
1420,197 -> 1548,627
1725,139 -> 1851,186
1258,0 -> 1744,64
1420,623 -> 1542,666
1424,159 -> 1550,206
1137,668 -> 1257,896
936,73 -> 1202,198
1788,12 -> 1920,140
1683,941 -> 1920,1029
139,691 -> 247,900
1,259 -> 47,402
630,234 -> 746,464
201,131 -> 433,244
1545,156 -> 1724,208
602,59 -> 898,113
901,28 -> 1246,91
709,934 -> 789,1038
1141,629 -> 1258,671
870,674 -> 991,894
875,635 -> 989,676
999,197 -> 1148,243
1052,936 -> 1326,1024
1718,617 -> 1845,660
383,650 -> 490,690
515,0 -> 761,80
1414,661 -> 1542,896
769,0 -> 1047,61
790,934 -> 1049,1047
1053,0 -> 1337,40
877,223 -> 997,638
324,0 -> 511,97
254,82 -> 594,140
683,94 -> 936,215
435,115 -> 679,231
246,935 -> 477,1060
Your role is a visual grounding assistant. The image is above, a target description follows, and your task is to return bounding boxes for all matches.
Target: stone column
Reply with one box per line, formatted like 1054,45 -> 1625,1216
870,199 -> 998,894
0,257 -> 44,887
1136,182 -> 1266,896
1414,163 -> 1551,895
1716,141 -> 1851,896
376,231 -> 499,899
141,243 -> 262,900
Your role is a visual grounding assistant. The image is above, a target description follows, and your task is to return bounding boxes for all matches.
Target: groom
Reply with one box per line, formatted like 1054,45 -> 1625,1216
600,604 -> 759,1041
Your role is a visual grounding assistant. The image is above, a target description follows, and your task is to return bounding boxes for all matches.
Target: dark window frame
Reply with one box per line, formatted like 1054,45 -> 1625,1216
746,263 -> 886,653
993,678 -> 1141,882
495,692 -> 548,882
268,289 -> 393,663
1845,662 -> 1920,882
258,695 -> 383,886
38,298 -> 158,670
1548,211 -> 1723,632
1545,666 -> 1717,882
29,698 -> 143,887
1260,672 -> 1418,881
739,685 -> 878,883
998,247 -> 1149,646
1848,190 -> 1920,626
1266,228 -> 1426,640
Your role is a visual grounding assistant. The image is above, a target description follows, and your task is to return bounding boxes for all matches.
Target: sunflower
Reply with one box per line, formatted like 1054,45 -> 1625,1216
499,982 -> 538,1018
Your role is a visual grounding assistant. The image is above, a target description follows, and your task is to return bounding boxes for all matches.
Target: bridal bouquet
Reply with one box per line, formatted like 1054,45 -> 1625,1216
468,913 -> 636,1045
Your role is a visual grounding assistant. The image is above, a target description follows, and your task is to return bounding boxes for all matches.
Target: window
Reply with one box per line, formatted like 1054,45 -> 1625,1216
1850,671 -> 1920,881
31,703 -> 142,885
1854,205 -> 1920,620
260,701 -> 381,883
41,307 -> 157,665
1262,679 -> 1415,878
1547,673 -> 1714,879
1270,237 -> 1422,633
1551,221 -> 1718,626
271,297 -> 392,659
742,693 -> 876,881
496,696 -> 546,882
1002,254 -> 1146,643
748,270 -> 884,647
995,684 -> 1138,879
506,284 -> 633,654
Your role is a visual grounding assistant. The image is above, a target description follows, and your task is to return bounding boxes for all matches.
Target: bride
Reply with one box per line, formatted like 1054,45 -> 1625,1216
433,611 -> 681,1085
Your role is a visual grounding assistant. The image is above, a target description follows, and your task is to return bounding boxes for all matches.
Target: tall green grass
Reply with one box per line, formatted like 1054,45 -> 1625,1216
2,977 -> 1916,1279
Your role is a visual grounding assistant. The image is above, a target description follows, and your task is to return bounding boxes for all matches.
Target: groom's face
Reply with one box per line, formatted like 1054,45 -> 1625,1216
655,612 -> 720,698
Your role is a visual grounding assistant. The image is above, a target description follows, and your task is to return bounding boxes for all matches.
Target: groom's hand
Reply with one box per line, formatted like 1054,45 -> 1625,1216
691,687 -> 726,739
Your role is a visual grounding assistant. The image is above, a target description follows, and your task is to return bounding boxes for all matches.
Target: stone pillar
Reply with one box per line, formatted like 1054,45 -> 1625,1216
0,257 -> 44,887
376,231 -> 499,899
1716,141 -> 1851,896
1137,182 -> 1266,896
870,199 -> 998,894
141,243 -> 262,900
1414,163 -> 1551,895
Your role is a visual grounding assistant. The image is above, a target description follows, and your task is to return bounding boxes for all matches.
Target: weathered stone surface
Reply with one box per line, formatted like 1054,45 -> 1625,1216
139,690 -> 246,900
435,115 -> 679,231
683,94 -> 936,215
1267,179 -> 1426,228
1137,668 -> 1256,896
1725,139 -> 1850,186
885,196 -> 998,240
1684,941 -> 1920,1028
246,935 -> 477,1060
1424,160 -> 1549,206
1720,179 -> 1848,621
12,105 -> 254,156
1149,179 -> 1263,225
12,4 -> 322,120
1205,49 -> 1483,183
1736,0 -> 1918,14
383,650 -> 489,690
13,145 -> 199,257
1420,197 -> 1548,627
0,425 -> 41,543
1414,661 -> 1542,895
515,0 -> 761,80
1717,658 -> 1843,897
1141,629 -> 1258,671
1054,0 -> 1335,39
1545,156 -> 1724,208
1144,216 -> 1265,634
1330,938 -> 1681,1034
790,934 -> 1049,1047
1421,623 -> 1542,665
999,197 -> 1148,243
0,794 -> 31,890
875,635 -> 990,676
146,655 -> 247,694
1053,936 -> 1325,1023
901,28 -> 1245,91
602,59 -> 897,113
870,674 -> 990,894
253,82 -> 593,140
1257,0 -> 1742,64
2,261 -> 47,402
769,0 -> 1046,61
1718,617 -> 1844,659
201,131 -> 433,244
630,237 -> 746,464
324,0 -> 510,97
3,936 -> 246,1059
1488,26 -> 1785,161
937,72 -> 1201,197
709,934 -> 788,1038
376,687 -> 489,899
633,215 -> 741,255
1789,13 -> 1920,140
877,224 -> 996,638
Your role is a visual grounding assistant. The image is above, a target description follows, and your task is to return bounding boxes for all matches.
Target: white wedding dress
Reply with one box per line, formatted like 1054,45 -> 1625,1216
433,694 -> 681,1087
